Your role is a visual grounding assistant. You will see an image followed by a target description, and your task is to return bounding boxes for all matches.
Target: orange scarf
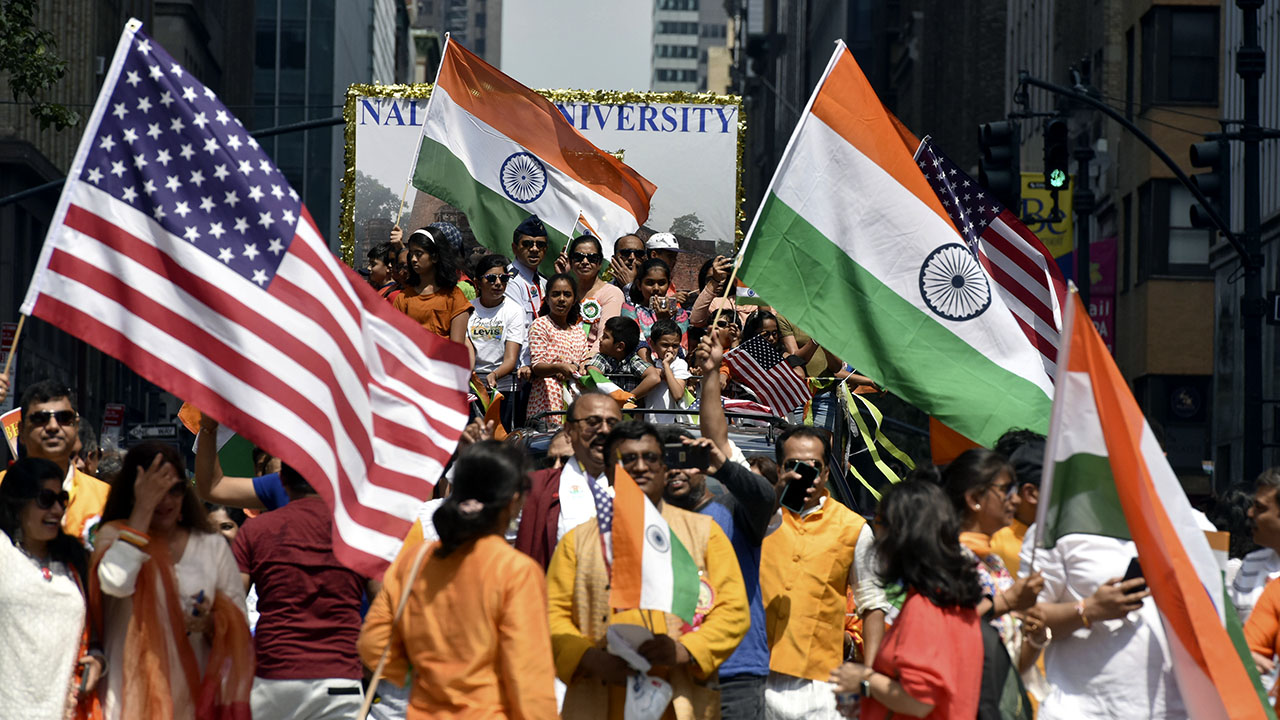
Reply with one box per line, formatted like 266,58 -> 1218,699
959,531 -> 995,560
89,522 -> 254,720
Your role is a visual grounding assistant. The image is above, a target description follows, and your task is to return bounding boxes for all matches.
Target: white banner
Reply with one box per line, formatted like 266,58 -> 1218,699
342,88 -> 742,264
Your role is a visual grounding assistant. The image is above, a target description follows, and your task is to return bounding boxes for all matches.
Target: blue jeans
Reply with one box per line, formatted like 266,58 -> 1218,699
720,674 -> 767,720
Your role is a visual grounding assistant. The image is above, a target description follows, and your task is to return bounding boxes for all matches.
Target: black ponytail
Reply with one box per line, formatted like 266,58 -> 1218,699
434,441 -> 530,558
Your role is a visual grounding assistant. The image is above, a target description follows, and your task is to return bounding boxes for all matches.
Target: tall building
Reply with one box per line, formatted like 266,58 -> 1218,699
653,0 -> 729,92
1212,1 -> 1280,485
409,0 -> 501,83
0,1 -> 253,430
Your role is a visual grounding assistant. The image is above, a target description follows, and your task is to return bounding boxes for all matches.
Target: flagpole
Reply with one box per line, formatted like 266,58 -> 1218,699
1031,282 -> 1080,572
3,315 -> 26,378
356,538 -> 433,719
392,33 -> 453,230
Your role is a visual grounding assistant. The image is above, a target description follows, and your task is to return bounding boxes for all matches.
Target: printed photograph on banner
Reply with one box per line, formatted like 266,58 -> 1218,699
342,87 -> 742,268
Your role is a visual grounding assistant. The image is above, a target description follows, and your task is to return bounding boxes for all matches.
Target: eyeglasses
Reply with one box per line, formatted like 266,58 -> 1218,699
480,272 -> 514,284
519,239 -> 548,250
715,319 -> 735,328
27,410 -> 78,427
570,251 -> 604,264
618,451 -> 663,467
617,248 -> 646,258
548,454 -> 572,468
760,330 -> 780,339
167,482 -> 188,498
992,481 -> 1017,499
35,489 -> 70,510
783,458 -> 823,473
567,415 -> 621,431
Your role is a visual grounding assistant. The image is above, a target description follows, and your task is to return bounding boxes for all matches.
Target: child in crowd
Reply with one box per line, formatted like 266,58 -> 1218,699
588,316 -> 653,393
393,226 -> 472,348
641,318 -> 692,424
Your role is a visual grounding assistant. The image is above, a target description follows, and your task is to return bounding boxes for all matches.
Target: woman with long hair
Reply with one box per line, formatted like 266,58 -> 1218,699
94,442 -> 252,720
393,226 -> 473,346
563,235 -> 624,354
621,258 -> 690,360
358,441 -> 555,718
0,458 -> 102,720
830,479 -> 984,719
527,272 -> 590,426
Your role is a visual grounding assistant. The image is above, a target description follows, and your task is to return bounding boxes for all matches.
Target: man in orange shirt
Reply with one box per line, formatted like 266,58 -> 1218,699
1,381 -> 111,548
759,426 -> 889,720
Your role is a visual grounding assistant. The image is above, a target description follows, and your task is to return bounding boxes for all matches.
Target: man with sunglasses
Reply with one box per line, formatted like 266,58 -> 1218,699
0,380 -> 111,549
506,215 -> 550,425
514,391 -> 623,569
759,426 -> 889,720
609,234 -> 648,293
547,419 -> 748,718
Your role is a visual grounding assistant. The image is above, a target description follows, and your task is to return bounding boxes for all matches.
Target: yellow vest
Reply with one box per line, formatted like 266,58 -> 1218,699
760,493 -> 866,681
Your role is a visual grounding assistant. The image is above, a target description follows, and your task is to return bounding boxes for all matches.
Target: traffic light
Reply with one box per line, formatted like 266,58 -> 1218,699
1043,118 -> 1070,191
978,120 -> 1020,211
1189,138 -> 1229,229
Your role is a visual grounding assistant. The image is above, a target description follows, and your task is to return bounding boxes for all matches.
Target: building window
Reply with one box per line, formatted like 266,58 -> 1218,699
658,0 -> 698,9
701,23 -> 726,38
1141,6 -> 1218,106
1137,180 -> 1211,280
475,11 -> 485,27
657,21 -> 698,34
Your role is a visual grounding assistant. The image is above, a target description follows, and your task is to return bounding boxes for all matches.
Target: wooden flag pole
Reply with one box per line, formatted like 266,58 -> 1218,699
3,315 -> 27,378
708,256 -> 745,330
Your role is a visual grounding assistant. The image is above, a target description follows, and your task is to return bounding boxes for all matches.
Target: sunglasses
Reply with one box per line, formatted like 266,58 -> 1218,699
480,272 -> 514,284
519,239 -> 548,250
567,415 -> 620,431
617,248 -> 646,258
715,319 -> 735,328
570,251 -> 604,264
618,451 -> 663,467
784,458 -> 823,473
27,410 -> 78,427
35,489 -> 71,510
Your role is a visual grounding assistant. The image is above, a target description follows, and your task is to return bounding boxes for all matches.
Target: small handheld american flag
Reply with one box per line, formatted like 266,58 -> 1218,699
21,20 -> 471,577
723,334 -> 812,416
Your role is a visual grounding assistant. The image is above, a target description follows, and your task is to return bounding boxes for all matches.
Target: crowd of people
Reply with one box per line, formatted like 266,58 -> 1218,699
2,214 -> 1279,720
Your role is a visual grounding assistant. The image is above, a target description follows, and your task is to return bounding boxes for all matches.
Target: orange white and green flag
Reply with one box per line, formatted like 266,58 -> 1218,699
607,465 -> 700,624
734,280 -> 764,306
736,41 -> 1051,446
413,38 -> 656,264
1037,288 -> 1274,720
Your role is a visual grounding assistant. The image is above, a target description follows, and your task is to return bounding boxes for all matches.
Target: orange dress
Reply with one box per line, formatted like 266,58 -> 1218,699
358,533 -> 557,719
393,286 -> 471,338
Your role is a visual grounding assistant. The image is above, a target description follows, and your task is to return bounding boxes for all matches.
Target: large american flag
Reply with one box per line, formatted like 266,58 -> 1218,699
20,21 -> 470,577
916,138 -> 1067,378
723,334 -> 812,416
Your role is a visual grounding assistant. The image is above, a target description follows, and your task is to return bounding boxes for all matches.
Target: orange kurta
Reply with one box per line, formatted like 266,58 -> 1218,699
358,533 -> 557,720
1245,576 -> 1280,661
759,493 -> 866,681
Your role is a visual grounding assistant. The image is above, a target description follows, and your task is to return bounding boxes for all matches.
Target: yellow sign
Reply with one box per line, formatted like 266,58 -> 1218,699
2,408 -> 20,458
1020,173 -> 1074,259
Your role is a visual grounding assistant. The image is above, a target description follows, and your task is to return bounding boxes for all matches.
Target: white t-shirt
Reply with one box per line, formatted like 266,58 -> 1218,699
644,356 -> 692,424
468,297 -> 527,392
504,262 -> 545,368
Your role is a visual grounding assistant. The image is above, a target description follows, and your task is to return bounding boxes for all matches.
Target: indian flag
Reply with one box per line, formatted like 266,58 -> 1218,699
580,367 -> 634,405
609,465 -> 700,624
734,280 -> 765,306
413,38 -> 656,265
1037,289 -> 1274,720
736,41 -> 1052,446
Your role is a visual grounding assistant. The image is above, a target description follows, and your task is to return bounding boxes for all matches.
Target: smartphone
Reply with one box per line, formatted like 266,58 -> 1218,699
663,442 -> 710,472
780,461 -> 819,514
1122,557 -> 1147,593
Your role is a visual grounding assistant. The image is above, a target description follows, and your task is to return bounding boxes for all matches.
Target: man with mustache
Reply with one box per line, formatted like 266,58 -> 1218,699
514,391 -> 622,568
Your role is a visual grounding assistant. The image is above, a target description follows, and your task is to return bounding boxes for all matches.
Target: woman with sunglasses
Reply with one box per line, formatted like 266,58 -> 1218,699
560,235 -> 623,355
528,273 -> 591,427
94,442 -> 252,720
0,457 -> 102,719
621,258 -> 691,362
939,450 -> 1046,678
468,254 -> 527,424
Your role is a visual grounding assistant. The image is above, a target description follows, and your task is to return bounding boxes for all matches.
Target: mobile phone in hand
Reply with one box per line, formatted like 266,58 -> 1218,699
1122,557 -> 1147,594
780,461 -> 819,514
663,442 -> 709,472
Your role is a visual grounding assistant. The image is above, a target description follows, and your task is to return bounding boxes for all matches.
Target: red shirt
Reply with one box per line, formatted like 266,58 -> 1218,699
232,496 -> 368,680
861,591 -> 982,720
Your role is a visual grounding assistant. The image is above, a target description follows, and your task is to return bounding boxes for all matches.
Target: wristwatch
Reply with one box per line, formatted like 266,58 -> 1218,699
860,675 -> 872,698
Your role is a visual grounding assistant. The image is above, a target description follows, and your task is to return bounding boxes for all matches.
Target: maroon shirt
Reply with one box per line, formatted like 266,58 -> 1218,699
232,495 -> 367,679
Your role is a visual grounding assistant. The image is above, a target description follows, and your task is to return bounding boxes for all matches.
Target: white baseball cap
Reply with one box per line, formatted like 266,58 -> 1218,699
645,232 -> 680,252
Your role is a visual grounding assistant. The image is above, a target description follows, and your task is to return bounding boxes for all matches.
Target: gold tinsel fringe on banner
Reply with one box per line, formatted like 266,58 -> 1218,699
339,84 -> 745,266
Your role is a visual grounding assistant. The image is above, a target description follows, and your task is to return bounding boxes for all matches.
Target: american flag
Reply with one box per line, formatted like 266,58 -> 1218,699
916,138 -> 1067,378
589,477 -> 614,572
723,334 -> 812,416
20,21 -> 470,577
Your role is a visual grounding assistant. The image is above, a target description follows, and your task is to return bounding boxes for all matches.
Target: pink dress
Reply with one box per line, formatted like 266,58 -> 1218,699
528,316 -> 591,426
